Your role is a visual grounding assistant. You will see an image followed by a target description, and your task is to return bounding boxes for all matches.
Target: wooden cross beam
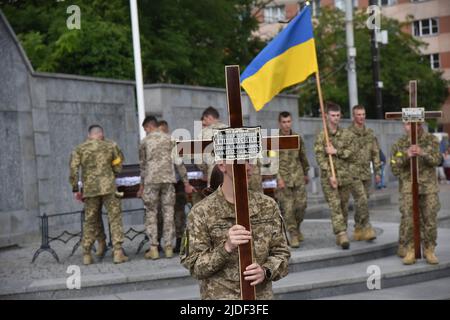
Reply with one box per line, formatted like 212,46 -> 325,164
385,80 -> 442,259
176,65 -> 299,300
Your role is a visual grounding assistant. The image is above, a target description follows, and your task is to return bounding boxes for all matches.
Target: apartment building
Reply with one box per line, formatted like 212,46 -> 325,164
255,0 -> 450,131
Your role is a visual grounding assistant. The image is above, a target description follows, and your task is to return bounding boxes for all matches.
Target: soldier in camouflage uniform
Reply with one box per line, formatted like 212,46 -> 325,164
314,102 -> 355,249
158,120 -> 191,253
194,106 -> 228,205
181,162 -> 290,299
390,123 -> 441,265
69,125 -> 128,265
90,136 -> 126,258
138,116 -> 194,260
347,105 -> 381,241
275,111 -> 310,248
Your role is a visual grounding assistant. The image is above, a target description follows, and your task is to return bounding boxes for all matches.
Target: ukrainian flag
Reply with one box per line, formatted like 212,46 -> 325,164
241,5 -> 318,111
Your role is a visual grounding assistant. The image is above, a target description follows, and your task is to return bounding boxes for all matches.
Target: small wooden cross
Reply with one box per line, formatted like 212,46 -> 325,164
177,65 -> 299,300
385,80 -> 442,259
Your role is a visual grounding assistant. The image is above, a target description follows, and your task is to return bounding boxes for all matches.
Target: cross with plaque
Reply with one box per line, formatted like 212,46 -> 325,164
385,80 -> 442,259
177,65 -> 299,300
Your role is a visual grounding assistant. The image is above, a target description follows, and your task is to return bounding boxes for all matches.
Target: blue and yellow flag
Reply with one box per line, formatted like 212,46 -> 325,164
241,5 -> 318,111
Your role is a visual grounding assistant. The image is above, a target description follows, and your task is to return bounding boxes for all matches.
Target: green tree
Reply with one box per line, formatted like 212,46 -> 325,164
1,0 -> 264,86
293,7 -> 448,119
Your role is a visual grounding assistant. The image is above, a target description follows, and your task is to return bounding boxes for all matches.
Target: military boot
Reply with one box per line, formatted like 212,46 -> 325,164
352,227 -> 364,241
96,240 -> 107,257
362,227 -> 377,241
83,252 -> 93,265
165,245 -> 174,258
424,246 -> 439,265
290,233 -> 300,248
145,246 -> 160,260
336,231 -> 350,250
113,249 -> 129,264
397,244 -> 407,258
402,247 -> 416,265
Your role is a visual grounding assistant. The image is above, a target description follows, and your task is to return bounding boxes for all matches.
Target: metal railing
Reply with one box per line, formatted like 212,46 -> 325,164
31,208 -> 147,263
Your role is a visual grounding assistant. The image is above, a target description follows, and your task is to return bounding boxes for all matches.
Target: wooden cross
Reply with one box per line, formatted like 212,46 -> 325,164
385,80 -> 442,259
177,65 -> 299,300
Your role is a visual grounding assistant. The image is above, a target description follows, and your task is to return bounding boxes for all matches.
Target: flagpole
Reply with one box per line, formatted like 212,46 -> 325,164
130,0 -> 146,140
315,71 -> 336,180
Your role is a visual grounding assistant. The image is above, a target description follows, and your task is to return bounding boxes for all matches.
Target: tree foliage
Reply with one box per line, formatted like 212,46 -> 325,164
1,0 -> 264,86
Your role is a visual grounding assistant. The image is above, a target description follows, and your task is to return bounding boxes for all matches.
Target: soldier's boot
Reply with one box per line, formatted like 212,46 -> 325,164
424,246 -> 439,265
397,244 -> 407,258
145,246 -> 160,260
96,240 -> 107,257
83,251 -> 93,265
290,233 -> 300,248
402,247 -> 416,265
113,249 -> 129,264
174,238 -> 182,253
362,226 -> 377,241
336,231 -> 350,250
298,231 -> 304,242
165,245 -> 174,258
352,227 -> 364,241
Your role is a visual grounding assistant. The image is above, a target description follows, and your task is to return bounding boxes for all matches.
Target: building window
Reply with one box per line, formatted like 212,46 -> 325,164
426,53 -> 440,69
413,18 -> 439,36
334,0 -> 358,12
311,0 -> 321,17
264,5 -> 285,23
380,0 -> 397,5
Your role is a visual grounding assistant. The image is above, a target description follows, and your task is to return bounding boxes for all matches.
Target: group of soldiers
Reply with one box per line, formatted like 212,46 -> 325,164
69,102 -> 442,287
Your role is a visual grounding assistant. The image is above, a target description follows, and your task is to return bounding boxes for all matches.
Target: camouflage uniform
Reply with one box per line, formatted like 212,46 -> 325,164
314,127 -> 355,235
69,138 -> 125,252
276,132 -> 309,238
197,121 -> 228,185
174,167 -> 188,239
181,187 -> 290,300
94,138 -> 125,243
347,124 -> 381,229
139,131 -> 188,248
390,132 -> 441,250
248,160 -> 263,193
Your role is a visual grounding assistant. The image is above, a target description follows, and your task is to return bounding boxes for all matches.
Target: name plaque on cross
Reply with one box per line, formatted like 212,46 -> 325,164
213,127 -> 263,162
402,108 -> 425,122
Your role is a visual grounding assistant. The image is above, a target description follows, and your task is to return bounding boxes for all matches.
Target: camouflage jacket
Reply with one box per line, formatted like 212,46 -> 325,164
390,132 -> 441,194
69,138 -> 122,197
347,124 -> 381,180
314,126 -> 355,186
180,187 -> 290,300
197,121 -> 228,186
139,131 -> 188,185
277,131 -> 310,188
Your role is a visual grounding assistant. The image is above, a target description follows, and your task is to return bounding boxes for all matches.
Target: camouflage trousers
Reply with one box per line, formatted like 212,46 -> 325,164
158,190 -> 187,239
350,179 -> 370,229
321,180 -> 351,235
83,193 -> 124,252
143,183 -> 175,247
276,184 -> 307,236
399,193 -> 440,248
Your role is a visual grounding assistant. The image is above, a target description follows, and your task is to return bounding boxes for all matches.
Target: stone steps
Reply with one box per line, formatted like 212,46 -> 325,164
1,221 -> 399,300
83,231 -> 450,300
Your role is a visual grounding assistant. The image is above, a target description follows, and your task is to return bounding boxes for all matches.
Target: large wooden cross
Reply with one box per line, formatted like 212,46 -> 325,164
385,80 -> 442,259
177,65 -> 299,300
